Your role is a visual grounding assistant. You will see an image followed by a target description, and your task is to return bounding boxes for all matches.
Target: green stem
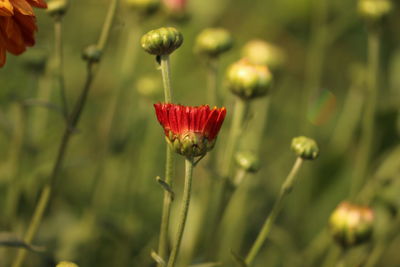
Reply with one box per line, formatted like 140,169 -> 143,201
166,157 -> 194,267
160,55 -> 173,103
11,1 -> 119,265
207,59 -> 219,106
222,98 -> 249,179
350,28 -> 380,197
245,157 -> 304,266
54,17 -> 69,118
157,54 -> 175,265
302,0 -> 329,132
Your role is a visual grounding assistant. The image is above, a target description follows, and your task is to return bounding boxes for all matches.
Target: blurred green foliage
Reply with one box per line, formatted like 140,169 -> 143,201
0,0 -> 400,266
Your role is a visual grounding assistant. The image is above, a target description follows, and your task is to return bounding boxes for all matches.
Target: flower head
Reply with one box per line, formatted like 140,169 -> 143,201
226,58 -> 273,100
163,0 -> 186,14
291,136 -> 319,160
329,201 -> 374,248
141,27 -> 183,56
194,27 -> 233,58
154,103 -> 226,157
0,0 -> 47,67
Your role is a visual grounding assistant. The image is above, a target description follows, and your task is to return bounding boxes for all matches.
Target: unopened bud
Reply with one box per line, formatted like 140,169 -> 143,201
56,261 -> 79,267
358,0 -> 392,22
47,0 -> 69,17
194,28 -> 233,58
125,0 -> 160,15
136,75 -> 162,99
82,45 -> 102,63
141,27 -> 183,56
291,136 -> 319,160
329,202 -> 374,248
226,59 -> 273,100
241,39 -> 285,70
235,151 -> 260,173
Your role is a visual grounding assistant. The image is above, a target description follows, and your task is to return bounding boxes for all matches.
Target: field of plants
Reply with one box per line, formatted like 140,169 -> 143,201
0,0 -> 399,266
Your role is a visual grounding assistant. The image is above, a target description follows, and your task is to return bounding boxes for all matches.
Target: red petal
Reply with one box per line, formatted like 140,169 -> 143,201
202,107 -> 219,139
168,105 -> 179,134
0,16 -> 26,55
189,107 -> 196,132
14,12 -> 37,46
0,0 -> 14,16
0,43 -> 6,67
27,0 -> 47,8
10,0 -> 34,15
209,108 -> 226,140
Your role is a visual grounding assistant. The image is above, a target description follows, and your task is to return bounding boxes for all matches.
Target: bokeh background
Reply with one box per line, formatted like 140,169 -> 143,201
0,0 -> 400,266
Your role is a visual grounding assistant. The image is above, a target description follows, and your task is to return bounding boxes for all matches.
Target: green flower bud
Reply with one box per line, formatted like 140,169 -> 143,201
329,202 -> 374,248
235,151 -> 260,173
125,0 -> 160,15
141,27 -> 183,56
56,261 -> 79,267
136,74 -> 162,99
291,136 -> 319,160
241,39 -> 285,70
47,0 -> 69,17
358,0 -> 392,21
194,28 -> 233,58
226,59 -> 273,100
82,45 -> 102,63
166,132 -> 216,158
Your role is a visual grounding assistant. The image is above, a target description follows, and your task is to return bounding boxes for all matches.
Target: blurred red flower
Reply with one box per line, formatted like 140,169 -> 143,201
0,0 -> 47,67
163,0 -> 187,13
154,103 -> 226,157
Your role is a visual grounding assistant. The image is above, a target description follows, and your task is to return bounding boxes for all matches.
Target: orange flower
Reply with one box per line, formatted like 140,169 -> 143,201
0,0 -> 47,67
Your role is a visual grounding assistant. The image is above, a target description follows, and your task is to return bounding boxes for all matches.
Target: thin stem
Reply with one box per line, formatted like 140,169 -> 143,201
158,147 -> 175,262
245,157 -> 304,266
221,98 -> 249,179
350,28 -> 380,197
207,59 -> 219,106
11,0 -> 119,265
157,54 -> 175,265
302,0 -> 329,132
160,55 -> 173,103
335,249 -> 347,267
54,17 -> 69,118
166,157 -> 194,267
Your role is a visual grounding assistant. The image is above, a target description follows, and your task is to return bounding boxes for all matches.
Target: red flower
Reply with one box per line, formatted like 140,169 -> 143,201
0,0 -> 47,67
154,103 -> 226,157
163,0 -> 187,14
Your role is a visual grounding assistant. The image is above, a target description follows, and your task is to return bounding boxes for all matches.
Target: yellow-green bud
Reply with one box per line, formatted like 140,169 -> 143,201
241,39 -> 285,70
329,202 -> 374,248
291,136 -> 319,160
141,27 -> 183,56
136,75 -> 162,99
194,28 -> 233,58
125,0 -> 160,15
235,151 -> 260,173
56,261 -> 79,267
358,0 -> 392,21
226,59 -> 273,100
46,0 -> 69,17
82,45 -> 102,63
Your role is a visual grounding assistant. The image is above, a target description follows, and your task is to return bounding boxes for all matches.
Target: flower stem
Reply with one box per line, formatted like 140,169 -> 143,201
166,157 -> 194,267
207,58 -> 220,106
54,17 -> 69,118
11,1 -> 119,266
350,27 -> 380,197
160,55 -> 173,103
245,157 -> 304,266
157,54 -> 175,265
222,98 -> 249,179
